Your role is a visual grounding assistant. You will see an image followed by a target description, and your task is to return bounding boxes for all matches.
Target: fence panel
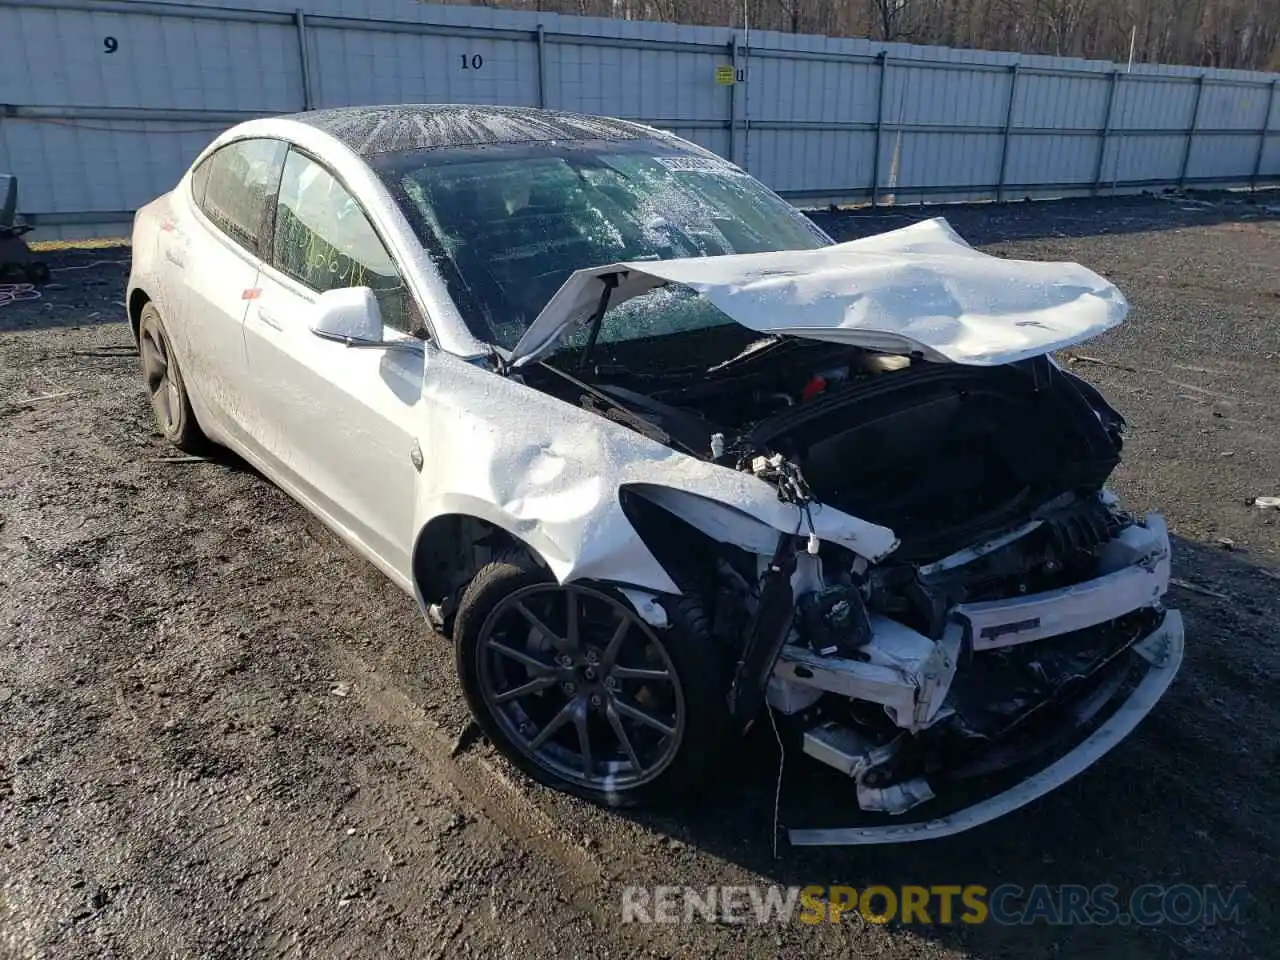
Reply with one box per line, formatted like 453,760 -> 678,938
0,0 -> 1275,239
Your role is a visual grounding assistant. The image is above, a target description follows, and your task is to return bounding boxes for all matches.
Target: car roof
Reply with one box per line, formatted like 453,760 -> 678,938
285,104 -> 677,159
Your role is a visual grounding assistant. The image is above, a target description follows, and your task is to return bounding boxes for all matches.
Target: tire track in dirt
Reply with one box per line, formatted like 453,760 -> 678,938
323,646 -> 609,901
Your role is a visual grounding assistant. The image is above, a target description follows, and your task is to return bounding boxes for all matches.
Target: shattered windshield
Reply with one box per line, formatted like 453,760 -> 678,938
373,140 -> 829,351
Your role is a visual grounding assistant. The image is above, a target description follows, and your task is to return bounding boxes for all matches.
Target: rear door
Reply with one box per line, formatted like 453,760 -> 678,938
168,137 -> 287,442
240,147 -> 427,579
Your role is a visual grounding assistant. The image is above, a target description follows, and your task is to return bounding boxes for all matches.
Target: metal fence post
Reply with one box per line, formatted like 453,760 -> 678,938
294,9 -> 313,110
1092,69 -> 1120,195
1178,73 -> 1206,188
995,62 -> 1020,202
728,35 -> 739,166
871,50 -> 888,207
1252,79 -> 1277,189
536,25 -> 548,109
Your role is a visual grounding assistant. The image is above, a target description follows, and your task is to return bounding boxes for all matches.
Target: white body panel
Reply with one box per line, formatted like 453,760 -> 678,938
408,344 -> 900,594
240,266 -> 422,576
509,218 -> 1129,368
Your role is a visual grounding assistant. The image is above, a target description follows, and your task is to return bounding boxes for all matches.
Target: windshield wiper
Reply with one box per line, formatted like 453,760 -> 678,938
706,335 -> 789,374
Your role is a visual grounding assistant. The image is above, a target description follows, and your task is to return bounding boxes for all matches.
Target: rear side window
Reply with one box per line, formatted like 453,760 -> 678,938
192,138 -> 287,256
190,157 -> 211,208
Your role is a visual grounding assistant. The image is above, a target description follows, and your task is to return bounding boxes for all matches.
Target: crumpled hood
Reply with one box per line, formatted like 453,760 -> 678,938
508,217 -> 1128,368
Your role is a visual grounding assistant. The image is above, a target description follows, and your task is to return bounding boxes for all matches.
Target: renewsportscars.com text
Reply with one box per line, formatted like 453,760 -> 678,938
620,884 -> 1249,927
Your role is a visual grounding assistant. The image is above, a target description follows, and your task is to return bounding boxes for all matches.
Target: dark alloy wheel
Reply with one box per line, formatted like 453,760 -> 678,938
455,551 -> 732,805
479,581 -> 685,790
137,303 -> 205,452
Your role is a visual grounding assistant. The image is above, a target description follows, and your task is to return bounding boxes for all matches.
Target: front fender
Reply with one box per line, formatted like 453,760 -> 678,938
416,489 -> 680,595
411,347 -> 899,597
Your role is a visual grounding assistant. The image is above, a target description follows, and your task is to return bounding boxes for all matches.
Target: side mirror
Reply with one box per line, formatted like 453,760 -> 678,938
310,287 -> 385,345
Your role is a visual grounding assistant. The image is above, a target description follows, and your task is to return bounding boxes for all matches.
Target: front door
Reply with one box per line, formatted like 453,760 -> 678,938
240,148 -> 427,581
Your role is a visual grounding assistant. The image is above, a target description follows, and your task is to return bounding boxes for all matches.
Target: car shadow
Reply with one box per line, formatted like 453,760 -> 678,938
174,438 -> 262,479
809,189 -> 1280,247
616,533 -> 1278,957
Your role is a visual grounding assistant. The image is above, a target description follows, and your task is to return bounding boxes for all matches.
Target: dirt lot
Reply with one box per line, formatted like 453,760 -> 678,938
2,193 -> 1278,959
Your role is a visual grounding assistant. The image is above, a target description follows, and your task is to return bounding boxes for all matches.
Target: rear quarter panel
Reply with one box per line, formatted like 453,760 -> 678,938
126,189 -> 175,338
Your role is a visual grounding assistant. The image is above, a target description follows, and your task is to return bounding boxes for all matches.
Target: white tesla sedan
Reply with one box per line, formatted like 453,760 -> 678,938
127,104 -> 1182,845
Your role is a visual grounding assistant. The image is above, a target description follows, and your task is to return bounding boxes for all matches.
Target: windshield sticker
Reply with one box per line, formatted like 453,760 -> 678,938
654,156 -> 748,176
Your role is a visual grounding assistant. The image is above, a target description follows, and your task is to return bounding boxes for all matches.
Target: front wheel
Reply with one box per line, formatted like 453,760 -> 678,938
454,551 -> 732,806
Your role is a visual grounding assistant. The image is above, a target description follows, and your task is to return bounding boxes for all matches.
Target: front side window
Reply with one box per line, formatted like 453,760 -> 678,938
193,138 -> 287,256
271,149 -> 422,336
374,141 -> 830,351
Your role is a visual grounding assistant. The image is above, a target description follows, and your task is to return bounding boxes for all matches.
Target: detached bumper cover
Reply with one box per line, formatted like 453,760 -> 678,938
788,608 -> 1184,846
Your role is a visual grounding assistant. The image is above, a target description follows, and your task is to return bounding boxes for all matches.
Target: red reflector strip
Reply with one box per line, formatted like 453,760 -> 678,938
801,375 -> 828,402
241,288 -> 261,300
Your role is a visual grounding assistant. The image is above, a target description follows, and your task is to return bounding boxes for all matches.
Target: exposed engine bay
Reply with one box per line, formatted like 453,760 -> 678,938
523,330 -> 1126,562
510,330 -> 1180,842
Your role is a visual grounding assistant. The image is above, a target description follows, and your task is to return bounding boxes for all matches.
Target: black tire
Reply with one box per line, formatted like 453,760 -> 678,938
454,549 -> 733,807
137,303 -> 205,453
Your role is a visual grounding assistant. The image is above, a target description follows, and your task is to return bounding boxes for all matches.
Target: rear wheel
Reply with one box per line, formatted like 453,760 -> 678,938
454,551 -> 732,806
137,303 -> 204,452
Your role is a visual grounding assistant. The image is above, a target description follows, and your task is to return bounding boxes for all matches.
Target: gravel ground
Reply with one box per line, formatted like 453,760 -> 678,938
2,193 -> 1278,959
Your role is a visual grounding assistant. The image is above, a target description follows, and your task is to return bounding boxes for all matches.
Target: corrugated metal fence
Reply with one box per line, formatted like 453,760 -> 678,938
2,0 -> 1278,239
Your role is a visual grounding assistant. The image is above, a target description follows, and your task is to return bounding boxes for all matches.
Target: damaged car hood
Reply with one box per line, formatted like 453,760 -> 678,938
508,217 -> 1128,368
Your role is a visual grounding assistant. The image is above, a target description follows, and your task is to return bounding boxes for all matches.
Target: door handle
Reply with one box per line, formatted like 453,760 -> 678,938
256,306 -> 282,330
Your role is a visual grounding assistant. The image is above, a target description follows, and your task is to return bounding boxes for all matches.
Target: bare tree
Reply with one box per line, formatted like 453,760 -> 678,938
1033,0 -> 1090,56
776,0 -> 801,32
869,0 -> 910,41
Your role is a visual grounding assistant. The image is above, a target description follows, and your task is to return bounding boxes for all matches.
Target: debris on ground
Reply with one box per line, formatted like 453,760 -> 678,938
1063,353 -> 1138,373
4,390 -> 70,413
1170,577 -> 1231,600
150,454 -> 211,464
450,718 -> 483,758
71,346 -> 137,358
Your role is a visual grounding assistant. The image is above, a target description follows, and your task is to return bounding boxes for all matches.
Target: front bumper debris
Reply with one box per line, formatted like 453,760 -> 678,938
762,510 -> 1182,845
952,514 -> 1172,652
786,609 -> 1183,845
